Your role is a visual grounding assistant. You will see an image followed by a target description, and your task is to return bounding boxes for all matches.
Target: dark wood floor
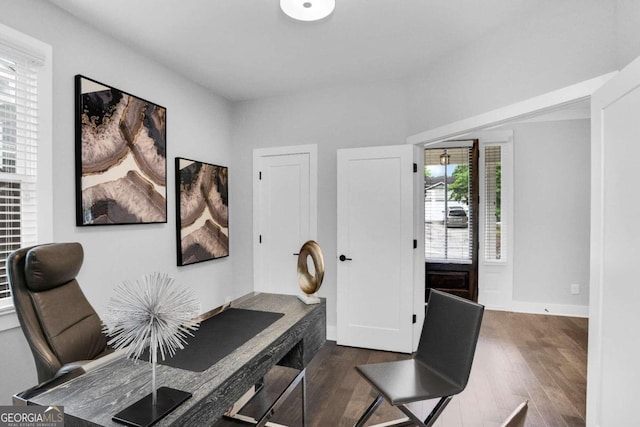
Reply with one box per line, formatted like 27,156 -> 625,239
216,310 -> 588,427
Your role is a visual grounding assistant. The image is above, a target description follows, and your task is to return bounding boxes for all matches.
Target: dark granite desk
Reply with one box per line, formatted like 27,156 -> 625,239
18,293 -> 326,426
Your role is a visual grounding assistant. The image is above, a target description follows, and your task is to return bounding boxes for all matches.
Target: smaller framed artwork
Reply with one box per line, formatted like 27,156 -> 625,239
175,157 -> 229,266
75,75 -> 167,225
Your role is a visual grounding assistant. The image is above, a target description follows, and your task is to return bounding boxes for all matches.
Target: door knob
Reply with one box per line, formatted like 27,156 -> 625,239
339,255 -> 352,262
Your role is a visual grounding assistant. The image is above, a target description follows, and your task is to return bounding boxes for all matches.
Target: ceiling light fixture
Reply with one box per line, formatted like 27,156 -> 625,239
280,0 -> 336,22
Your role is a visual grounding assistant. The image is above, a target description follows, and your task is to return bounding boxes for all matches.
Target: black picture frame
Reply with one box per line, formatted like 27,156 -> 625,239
75,75 -> 167,225
175,157 -> 229,266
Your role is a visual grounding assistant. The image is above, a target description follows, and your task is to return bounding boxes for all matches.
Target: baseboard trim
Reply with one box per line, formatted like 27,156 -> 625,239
325,304 -> 587,342
508,301 -> 589,318
326,324 -> 337,341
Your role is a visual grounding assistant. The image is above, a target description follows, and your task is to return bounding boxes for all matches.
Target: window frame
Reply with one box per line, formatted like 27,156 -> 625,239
0,23 -> 52,330
424,143 -> 475,264
482,145 -> 503,262
479,133 -> 513,266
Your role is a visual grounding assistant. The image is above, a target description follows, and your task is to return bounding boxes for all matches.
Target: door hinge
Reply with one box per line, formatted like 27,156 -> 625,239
413,239 -> 417,249
413,163 -> 418,173
412,314 -> 417,324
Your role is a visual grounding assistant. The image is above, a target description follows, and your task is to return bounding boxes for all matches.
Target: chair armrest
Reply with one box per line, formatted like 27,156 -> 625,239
77,348 -> 125,372
12,349 -> 126,405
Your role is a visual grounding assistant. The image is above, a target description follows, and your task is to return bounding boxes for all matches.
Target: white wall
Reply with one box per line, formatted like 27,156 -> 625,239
231,81 -> 408,335
404,0 -> 618,135
1,0 -> 639,409
232,1 -> 622,334
0,0 -> 232,403
511,119 -> 591,310
615,0 -> 640,69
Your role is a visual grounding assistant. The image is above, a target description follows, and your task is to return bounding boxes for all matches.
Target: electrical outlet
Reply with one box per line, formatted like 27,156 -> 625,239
570,284 -> 580,295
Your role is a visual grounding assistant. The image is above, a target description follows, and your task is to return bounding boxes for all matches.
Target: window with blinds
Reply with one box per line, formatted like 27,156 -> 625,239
424,147 -> 473,262
0,51 -> 39,302
484,146 -> 502,261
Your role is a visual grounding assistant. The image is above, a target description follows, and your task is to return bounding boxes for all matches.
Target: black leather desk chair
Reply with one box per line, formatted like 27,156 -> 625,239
8,242 -> 111,383
353,289 -> 484,427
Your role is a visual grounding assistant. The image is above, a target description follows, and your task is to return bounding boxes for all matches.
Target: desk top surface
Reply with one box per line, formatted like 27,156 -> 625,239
27,292 -> 326,426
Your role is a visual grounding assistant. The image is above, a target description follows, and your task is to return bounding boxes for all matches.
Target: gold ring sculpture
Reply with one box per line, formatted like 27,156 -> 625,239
297,240 -> 324,304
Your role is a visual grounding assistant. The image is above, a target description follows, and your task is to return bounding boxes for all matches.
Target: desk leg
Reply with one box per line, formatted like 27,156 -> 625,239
225,368 -> 307,427
225,379 -> 265,418
301,372 -> 306,427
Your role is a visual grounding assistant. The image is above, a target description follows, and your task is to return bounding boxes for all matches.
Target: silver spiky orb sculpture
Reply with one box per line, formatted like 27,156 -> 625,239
103,272 -> 200,406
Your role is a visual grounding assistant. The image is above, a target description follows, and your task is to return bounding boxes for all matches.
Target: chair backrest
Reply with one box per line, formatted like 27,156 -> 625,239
416,289 -> 484,392
8,242 -> 107,383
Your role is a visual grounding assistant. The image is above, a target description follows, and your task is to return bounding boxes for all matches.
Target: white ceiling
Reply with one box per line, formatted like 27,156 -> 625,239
47,0 -> 544,101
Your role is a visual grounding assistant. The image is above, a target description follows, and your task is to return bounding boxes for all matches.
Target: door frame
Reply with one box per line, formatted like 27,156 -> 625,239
407,73 -> 615,146
406,71 -> 616,427
406,72 -> 615,304
588,56 -> 640,427
252,144 -> 318,292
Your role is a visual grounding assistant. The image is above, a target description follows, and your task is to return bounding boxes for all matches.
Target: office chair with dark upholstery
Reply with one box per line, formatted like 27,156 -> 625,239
8,242 -> 110,383
353,289 -> 484,427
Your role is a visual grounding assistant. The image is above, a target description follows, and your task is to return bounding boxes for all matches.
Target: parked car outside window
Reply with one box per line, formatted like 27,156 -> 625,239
446,206 -> 468,228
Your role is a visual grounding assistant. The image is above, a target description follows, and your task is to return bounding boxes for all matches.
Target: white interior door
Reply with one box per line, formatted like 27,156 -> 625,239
253,145 -> 317,295
337,145 -> 416,353
588,57 -> 640,427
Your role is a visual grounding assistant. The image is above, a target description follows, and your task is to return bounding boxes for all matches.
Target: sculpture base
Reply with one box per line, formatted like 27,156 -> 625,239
112,386 -> 191,427
298,293 -> 321,305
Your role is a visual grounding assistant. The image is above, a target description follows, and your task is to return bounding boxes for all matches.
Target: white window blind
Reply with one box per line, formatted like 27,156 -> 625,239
424,147 -> 473,262
0,49 -> 39,302
484,146 -> 502,261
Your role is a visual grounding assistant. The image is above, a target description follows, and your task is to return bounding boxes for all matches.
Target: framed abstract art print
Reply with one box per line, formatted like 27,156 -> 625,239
75,75 -> 167,225
175,157 -> 229,266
